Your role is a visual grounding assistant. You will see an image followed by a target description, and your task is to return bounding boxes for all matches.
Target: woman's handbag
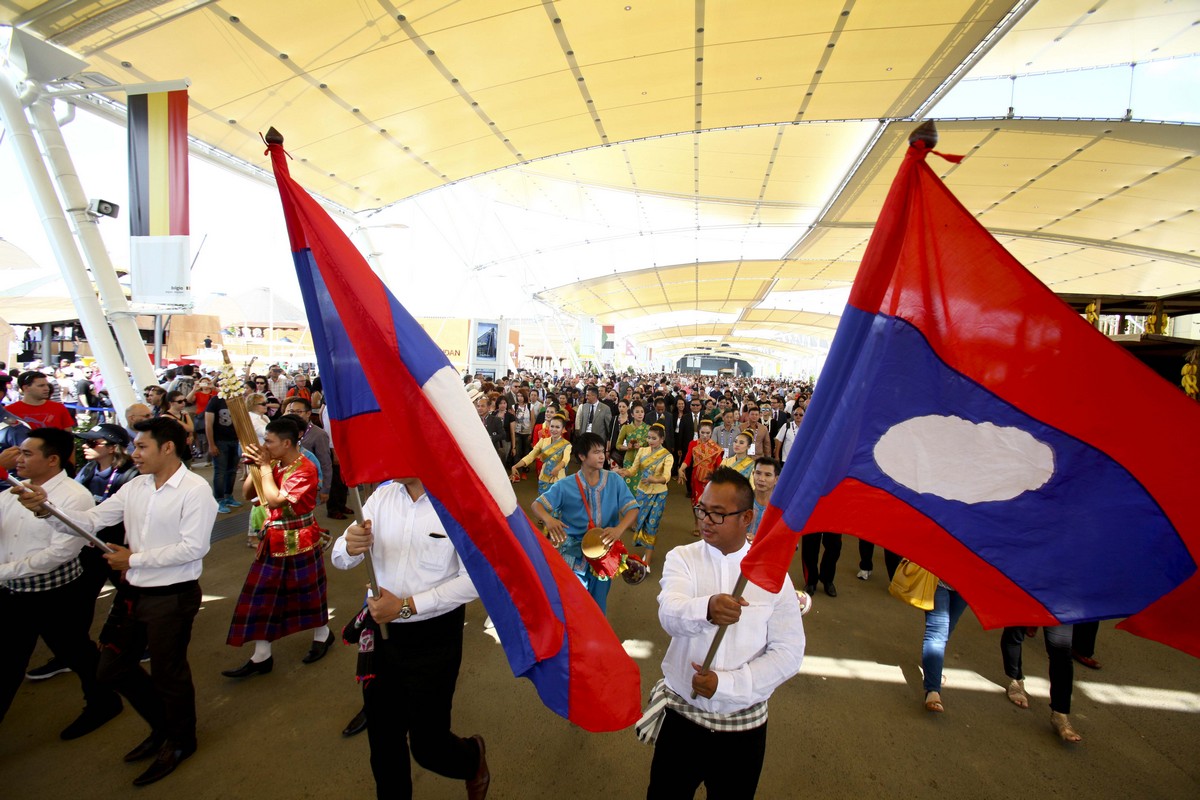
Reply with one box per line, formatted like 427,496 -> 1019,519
888,559 -> 937,611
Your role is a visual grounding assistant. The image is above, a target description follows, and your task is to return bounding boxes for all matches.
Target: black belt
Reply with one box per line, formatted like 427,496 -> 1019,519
127,579 -> 199,597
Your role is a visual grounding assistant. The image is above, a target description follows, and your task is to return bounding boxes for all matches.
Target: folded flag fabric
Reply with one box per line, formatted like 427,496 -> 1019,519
265,129 -> 641,729
744,124 -> 1200,658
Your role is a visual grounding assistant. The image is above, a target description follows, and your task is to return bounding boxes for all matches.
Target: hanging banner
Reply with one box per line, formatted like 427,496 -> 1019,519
127,83 -> 191,308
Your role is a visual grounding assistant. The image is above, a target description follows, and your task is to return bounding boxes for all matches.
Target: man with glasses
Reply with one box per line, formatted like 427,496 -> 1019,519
282,397 -> 332,508
143,386 -> 167,417
645,467 -> 805,798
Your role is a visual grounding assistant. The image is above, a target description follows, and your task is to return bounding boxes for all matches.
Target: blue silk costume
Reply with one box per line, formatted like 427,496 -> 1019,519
535,470 -> 638,614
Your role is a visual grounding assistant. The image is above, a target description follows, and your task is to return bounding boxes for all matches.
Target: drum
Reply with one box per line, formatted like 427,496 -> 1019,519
582,527 -> 628,579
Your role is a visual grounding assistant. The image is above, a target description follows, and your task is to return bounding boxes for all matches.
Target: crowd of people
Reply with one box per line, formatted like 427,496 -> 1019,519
1,357 -> 1107,797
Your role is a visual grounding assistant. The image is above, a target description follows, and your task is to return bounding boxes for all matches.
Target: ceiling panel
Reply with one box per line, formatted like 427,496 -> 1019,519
971,0 -> 1200,76
1,0 -> 1196,357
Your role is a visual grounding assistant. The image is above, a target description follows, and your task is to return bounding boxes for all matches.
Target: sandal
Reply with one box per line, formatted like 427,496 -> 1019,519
1051,711 -> 1082,742
924,691 -> 944,713
1006,679 -> 1030,708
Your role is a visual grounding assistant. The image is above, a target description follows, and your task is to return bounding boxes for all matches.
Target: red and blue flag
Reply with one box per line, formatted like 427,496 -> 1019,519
745,125 -> 1200,658
265,129 -> 641,730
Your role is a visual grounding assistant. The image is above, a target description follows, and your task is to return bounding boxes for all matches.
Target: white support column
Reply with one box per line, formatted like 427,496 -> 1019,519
0,67 -> 137,421
27,96 -> 158,395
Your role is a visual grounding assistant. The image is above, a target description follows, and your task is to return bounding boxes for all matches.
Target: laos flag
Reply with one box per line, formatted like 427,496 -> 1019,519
745,124 -> 1200,658
265,129 -> 640,730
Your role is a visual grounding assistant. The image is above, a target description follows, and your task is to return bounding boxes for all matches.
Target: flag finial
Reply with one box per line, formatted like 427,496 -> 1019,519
909,120 -> 938,149
265,126 -> 284,145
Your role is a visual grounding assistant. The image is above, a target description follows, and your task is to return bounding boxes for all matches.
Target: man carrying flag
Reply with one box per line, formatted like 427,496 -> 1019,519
264,127 -> 640,734
644,468 -> 804,798
332,477 -> 489,800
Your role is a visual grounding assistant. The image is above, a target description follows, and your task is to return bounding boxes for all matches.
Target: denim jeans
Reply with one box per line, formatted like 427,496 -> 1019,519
1001,624 -> 1074,713
922,584 -> 969,693
212,439 -> 240,500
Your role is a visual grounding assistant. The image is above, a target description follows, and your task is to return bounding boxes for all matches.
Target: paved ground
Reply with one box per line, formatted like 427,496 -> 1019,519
2,466 -> 1198,799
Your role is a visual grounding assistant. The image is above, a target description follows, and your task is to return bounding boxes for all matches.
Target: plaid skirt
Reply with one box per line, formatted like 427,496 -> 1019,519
226,548 -> 329,646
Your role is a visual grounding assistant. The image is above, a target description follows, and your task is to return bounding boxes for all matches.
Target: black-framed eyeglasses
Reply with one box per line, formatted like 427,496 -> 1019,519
692,505 -> 752,524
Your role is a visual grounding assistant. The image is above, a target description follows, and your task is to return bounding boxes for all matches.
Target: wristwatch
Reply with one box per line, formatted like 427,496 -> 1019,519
397,598 -> 414,620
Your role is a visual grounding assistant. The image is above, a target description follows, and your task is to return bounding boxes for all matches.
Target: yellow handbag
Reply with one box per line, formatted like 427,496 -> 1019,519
888,559 -> 938,611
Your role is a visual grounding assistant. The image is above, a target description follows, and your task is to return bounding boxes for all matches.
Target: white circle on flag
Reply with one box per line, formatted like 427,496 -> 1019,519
873,414 -> 1054,503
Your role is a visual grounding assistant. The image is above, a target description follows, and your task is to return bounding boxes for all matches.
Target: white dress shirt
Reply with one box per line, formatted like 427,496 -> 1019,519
331,482 -> 477,621
49,464 -> 216,587
0,470 -> 94,581
775,420 -> 799,462
657,539 -> 805,714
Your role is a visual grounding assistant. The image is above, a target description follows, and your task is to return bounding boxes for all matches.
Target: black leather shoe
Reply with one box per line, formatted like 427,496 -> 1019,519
221,656 -> 273,678
302,635 -> 335,664
60,698 -> 122,740
466,734 -> 490,800
803,584 -> 816,595
124,733 -> 165,763
341,707 -> 368,737
824,583 -> 838,598
132,741 -> 195,786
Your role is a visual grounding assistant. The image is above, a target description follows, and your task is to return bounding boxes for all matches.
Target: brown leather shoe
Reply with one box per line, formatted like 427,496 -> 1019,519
466,734 -> 490,799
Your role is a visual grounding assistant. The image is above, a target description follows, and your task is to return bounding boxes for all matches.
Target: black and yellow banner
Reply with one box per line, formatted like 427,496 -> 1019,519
127,89 -> 189,237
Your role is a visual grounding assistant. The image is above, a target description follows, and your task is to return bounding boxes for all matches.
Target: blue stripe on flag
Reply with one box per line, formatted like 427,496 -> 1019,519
293,248 -> 382,421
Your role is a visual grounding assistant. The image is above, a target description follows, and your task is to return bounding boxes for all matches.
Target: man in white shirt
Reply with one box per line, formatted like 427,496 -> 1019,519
1,428 -> 123,740
265,364 -> 289,403
331,478 -> 490,800
773,409 -> 802,464
13,416 -> 216,787
646,467 -> 805,799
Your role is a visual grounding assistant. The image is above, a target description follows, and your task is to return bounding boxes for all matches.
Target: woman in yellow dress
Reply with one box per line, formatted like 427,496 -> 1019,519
617,423 -> 673,568
721,430 -> 756,479
511,414 -> 572,495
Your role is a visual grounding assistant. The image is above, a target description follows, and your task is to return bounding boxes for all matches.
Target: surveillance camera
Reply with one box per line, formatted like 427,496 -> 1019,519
86,199 -> 119,219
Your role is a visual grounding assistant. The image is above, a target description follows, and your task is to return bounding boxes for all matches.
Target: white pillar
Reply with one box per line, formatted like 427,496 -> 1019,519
0,66 -> 137,421
27,96 -> 157,396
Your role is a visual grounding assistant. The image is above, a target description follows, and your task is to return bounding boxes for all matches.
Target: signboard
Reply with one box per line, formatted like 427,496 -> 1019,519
417,317 -> 470,371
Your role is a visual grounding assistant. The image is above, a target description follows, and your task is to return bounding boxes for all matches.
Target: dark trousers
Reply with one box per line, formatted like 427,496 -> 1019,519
0,579 -> 116,722
1001,624 -> 1074,714
327,459 -> 350,514
1073,620 -> 1099,657
647,709 -> 767,800
514,433 -> 533,467
857,539 -> 902,581
79,529 -> 125,600
800,532 -> 842,587
363,604 -> 480,800
97,581 -> 201,745
211,439 -> 240,500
